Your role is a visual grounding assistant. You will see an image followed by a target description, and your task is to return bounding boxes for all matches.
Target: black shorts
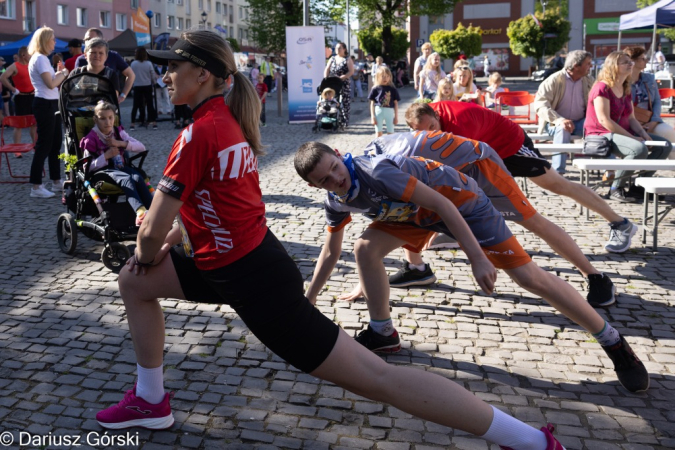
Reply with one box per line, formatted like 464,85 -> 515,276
502,134 -> 551,178
14,93 -> 34,116
170,229 -> 340,373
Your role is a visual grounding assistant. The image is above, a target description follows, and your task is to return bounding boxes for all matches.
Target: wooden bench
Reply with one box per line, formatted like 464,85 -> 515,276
635,177 -> 675,251
572,159 -> 675,219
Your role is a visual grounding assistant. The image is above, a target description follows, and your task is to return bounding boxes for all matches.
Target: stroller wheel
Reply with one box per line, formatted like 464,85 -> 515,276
102,242 -> 131,272
56,213 -> 78,255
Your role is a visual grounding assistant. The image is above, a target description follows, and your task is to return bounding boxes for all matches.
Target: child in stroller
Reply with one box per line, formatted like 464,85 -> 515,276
313,87 -> 340,132
80,101 -> 153,226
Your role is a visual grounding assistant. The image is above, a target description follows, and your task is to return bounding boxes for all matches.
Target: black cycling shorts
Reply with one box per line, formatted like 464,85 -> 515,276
502,133 -> 552,178
170,229 -> 340,374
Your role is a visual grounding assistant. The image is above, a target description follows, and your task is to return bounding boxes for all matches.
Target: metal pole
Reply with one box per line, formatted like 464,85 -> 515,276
346,0 -> 350,55
617,30 -> 622,49
303,0 -> 309,26
583,23 -> 586,51
650,23 -> 657,71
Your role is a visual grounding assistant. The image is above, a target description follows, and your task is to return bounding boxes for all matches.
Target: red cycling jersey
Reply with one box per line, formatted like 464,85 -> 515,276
158,96 -> 267,270
431,101 -> 525,159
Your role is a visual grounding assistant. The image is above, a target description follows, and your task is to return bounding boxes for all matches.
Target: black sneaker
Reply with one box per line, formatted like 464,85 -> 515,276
609,188 -> 639,203
601,335 -> 650,393
586,273 -> 616,307
389,263 -> 437,288
355,326 -> 401,353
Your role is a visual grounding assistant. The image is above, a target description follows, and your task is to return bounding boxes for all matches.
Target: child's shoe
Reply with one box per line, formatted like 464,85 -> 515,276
500,424 -> 566,450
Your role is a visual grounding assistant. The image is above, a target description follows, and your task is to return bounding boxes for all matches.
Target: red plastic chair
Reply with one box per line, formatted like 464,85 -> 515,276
0,115 -> 36,183
658,88 -> 675,118
496,92 -> 538,125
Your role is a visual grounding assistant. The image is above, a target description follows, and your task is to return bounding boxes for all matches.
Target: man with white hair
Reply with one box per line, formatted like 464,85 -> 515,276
533,50 -> 593,174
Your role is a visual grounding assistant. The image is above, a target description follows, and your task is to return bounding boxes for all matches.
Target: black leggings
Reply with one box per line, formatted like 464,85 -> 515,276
170,229 -> 340,373
30,97 -> 62,185
131,85 -> 156,124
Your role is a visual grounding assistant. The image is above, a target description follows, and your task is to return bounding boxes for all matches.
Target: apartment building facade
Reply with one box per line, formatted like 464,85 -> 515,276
0,0 -> 252,52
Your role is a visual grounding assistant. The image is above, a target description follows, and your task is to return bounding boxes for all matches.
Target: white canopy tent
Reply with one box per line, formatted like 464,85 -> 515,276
618,0 -> 675,62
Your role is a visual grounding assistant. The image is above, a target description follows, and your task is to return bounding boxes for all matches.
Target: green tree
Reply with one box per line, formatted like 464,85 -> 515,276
356,27 -> 410,61
507,13 -> 570,68
637,0 -> 675,41
534,0 -> 568,17
429,23 -> 482,60
353,0 -> 463,63
247,0 -> 338,54
226,37 -> 241,52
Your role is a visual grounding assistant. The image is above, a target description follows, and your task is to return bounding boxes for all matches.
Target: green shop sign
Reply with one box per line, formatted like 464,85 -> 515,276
584,18 -> 644,35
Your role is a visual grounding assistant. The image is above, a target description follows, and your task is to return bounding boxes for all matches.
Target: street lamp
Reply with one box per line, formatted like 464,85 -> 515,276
146,10 -> 154,49
540,0 -> 548,69
201,11 -> 208,29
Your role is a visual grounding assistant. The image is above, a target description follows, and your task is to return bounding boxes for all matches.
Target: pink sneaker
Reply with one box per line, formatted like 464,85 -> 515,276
500,424 -> 566,450
96,386 -> 174,430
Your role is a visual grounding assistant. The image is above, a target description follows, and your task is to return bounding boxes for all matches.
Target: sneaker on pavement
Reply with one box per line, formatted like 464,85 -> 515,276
427,233 -> 460,249
604,219 -> 637,253
30,185 -> 55,198
586,273 -> 616,307
500,424 -> 566,450
355,326 -> 401,353
601,335 -> 650,393
609,188 -> 639,203
389,263 -> 437,287
50,180 -> 64,192
97,386 -> 175,430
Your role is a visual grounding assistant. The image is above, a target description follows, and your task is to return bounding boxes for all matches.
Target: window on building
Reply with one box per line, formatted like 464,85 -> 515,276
206,0 -> 211,12
154,12 -> 161,27
76,7 -> 87,27
238,6 -> 242,18
185,0 -> 191,14
245,8 -> 248,19
167,15 -> 175,29
0,0 -> 15,19
229,26 -> 233,37
57,5 -> 68,25
198,0 -> 203,9
168,0 -> 175,3
100,11 -> 111,28
116,13 -> 127,30
186,18 -> 191,28
177,17 -> 183,29
215,2 -> 221,13
131,0 -> 139,8
177,0 -> 183,4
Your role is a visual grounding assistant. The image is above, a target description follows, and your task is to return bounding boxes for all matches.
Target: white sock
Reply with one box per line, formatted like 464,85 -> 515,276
408,262 -> 426,271
370,318 -> 394,336
481,406 -> 549,450
592,321 -> 621,347
136,364 -> 165,404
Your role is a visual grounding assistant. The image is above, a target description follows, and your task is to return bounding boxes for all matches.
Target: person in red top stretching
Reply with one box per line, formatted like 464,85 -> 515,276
95,30 -> 571,450
0,46 -> 37,146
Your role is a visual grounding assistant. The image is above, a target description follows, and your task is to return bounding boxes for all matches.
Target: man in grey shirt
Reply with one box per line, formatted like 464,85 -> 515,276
533,50 -> 594,174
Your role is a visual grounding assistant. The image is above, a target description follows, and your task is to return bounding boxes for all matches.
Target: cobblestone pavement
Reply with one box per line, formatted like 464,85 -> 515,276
0,79 -> 674,450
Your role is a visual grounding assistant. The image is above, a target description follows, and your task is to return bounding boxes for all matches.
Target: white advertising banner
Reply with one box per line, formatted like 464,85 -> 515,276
285,26 -> 326,123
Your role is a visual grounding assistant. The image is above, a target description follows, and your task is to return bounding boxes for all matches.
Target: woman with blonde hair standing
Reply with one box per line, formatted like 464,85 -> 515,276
418,52 -> 445,100
584,51 -> 671,202
27,27 -> 68,198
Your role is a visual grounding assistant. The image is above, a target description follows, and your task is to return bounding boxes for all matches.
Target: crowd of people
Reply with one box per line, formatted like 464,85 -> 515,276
1,26 -> 673,449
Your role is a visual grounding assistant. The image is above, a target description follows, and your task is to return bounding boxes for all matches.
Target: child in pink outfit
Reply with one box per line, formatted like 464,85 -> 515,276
79,101 -> 153,225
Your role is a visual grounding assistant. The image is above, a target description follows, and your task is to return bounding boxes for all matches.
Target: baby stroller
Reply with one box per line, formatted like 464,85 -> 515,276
56,72 -> 151,271
312,77 -> 346,133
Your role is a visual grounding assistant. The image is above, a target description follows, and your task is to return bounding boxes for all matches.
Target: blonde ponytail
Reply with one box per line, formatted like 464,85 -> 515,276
227,71 -> 264,156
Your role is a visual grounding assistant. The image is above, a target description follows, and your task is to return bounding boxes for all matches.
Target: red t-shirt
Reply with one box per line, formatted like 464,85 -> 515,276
157,96 -> 267,270
583,81 -> 633,136
64,55 -> 79,73
256,82 -> 268,104
431,101 -> 525,158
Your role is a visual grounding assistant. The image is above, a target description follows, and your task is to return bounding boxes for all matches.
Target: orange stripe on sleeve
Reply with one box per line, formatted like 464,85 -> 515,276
400,177 -> 418,203
327,215 -> 352,233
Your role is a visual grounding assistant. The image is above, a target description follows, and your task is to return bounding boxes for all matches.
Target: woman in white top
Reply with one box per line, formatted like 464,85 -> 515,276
28,27 -> 69,199
418,52 -> 446,100
453,64 -> 483,106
